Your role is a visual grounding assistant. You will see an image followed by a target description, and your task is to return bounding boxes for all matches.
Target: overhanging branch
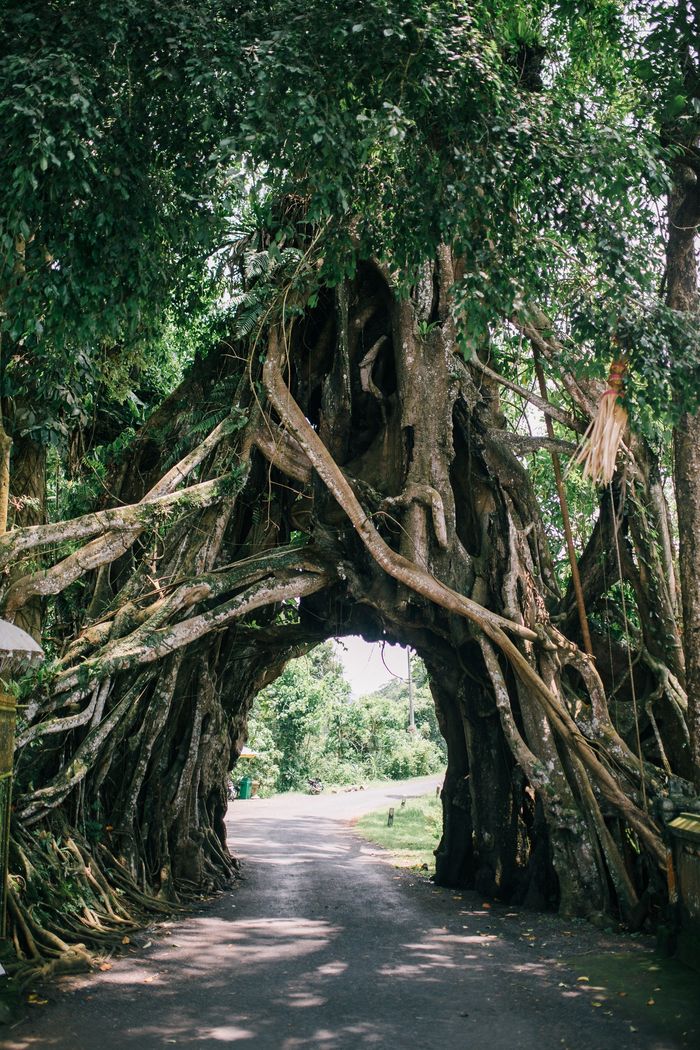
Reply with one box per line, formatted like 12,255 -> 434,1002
2,416 -> 246,618
263,324 -> 537,642
262,323 -> 665,868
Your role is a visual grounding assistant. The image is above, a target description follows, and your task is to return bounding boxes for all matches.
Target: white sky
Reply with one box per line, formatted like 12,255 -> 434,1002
333,636 -> 409,698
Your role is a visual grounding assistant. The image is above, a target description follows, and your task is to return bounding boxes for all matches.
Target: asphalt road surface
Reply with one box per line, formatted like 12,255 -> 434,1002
4,776 -> 685,1049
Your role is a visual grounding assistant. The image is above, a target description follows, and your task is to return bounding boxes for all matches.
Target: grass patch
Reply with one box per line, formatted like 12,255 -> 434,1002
354,793 -> 441,872
563,951 -> 700,1047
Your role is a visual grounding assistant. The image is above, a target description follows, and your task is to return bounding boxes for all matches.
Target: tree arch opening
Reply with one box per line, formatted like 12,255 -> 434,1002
240,640 -> 445,797
4,245 -> 691,972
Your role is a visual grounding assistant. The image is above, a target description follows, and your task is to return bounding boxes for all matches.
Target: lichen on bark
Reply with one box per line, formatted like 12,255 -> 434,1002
2,248 -> 697,973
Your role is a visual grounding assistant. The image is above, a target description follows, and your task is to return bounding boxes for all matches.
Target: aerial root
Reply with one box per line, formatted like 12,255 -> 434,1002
3,828 -> 180,976
262,326 -> 666,871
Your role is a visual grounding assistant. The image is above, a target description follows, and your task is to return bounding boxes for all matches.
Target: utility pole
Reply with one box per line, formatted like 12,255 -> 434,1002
407,648 -> 415,732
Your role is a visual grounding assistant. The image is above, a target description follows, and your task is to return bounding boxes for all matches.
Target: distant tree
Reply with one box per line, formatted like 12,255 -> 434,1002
247,646 -> 444,792
248,643 -> 351,791
360,655 -> 446,756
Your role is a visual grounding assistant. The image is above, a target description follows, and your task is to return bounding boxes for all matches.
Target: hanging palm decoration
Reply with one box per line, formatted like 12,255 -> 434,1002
571,358 -> 628,486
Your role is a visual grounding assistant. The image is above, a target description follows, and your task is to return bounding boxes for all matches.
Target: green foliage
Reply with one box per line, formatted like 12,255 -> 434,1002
360,656 -> 446,756
238,719 -> 282,797
0,0 -> 236,446
229,0 -> 699,422
245,645 -> 445,793
4,0 -> 698,453
246,643 -> 351,792
354,792 -> 443,872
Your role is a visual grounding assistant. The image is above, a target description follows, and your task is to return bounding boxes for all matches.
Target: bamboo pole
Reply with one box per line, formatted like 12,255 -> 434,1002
407,649 -> 415,731
0,689 -> 16,937
533,354 -> 593,656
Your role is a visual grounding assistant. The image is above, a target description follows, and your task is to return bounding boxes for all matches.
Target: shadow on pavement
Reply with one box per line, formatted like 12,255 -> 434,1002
5,802 -> 696,1049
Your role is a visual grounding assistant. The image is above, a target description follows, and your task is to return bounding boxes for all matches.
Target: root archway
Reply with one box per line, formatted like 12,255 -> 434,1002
4,253 -> 691,968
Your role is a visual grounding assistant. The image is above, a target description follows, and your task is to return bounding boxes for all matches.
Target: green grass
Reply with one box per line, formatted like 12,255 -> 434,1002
353,794 -> 700,1045
563,951 -> 700,1047
353,793 -> 442,872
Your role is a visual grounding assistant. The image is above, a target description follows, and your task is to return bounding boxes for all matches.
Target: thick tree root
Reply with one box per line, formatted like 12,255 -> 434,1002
4,257 -> 695,965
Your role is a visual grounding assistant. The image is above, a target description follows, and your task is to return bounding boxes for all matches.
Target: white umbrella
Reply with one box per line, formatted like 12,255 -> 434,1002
0,619 -> 43,681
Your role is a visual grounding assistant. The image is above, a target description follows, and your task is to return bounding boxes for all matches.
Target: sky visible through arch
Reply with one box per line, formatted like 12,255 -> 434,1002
333,636 -> 409,699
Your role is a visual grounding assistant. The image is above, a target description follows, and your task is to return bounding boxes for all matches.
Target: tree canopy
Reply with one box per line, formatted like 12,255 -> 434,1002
1,0 -> 699,970
3,1 -> 698,437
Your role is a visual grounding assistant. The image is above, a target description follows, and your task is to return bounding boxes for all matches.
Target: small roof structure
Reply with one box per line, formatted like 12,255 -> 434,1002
0,619 -> 44,682
238,746 -> 258,758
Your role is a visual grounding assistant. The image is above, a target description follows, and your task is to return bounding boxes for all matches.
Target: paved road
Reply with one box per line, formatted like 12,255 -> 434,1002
4,777 -> 684,1049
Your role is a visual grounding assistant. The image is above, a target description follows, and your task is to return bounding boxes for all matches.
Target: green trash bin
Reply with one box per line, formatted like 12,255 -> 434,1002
238,774 -> 252,800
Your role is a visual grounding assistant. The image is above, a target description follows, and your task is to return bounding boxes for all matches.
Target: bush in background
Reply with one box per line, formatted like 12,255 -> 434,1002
241,643 -> 445,794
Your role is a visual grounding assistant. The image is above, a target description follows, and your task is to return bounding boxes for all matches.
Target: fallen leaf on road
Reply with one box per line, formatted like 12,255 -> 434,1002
99,963 -> 112,972
144,976 -> 155,983
27,994 -> 48,1005
122,936 -> 130,944
576,976 -> 589,982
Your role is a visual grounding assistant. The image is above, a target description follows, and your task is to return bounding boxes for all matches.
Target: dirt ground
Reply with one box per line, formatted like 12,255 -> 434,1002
3,776 -> 699,1049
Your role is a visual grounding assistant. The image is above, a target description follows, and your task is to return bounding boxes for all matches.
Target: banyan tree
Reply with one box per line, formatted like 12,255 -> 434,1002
1,0 -> 699,968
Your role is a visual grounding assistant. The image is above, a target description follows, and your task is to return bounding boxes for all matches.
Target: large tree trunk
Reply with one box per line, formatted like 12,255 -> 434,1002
669,177 -> 700,791
2,246 -> 693,967
8,430 -> 46,640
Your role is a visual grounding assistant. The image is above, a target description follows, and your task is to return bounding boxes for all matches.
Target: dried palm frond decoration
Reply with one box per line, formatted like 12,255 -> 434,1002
571,358 -> 627,486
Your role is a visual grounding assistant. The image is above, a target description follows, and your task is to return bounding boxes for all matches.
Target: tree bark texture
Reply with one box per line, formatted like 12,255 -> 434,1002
7,431 -> 46,640
1,253 -> 696,968
669,178 -> 700,791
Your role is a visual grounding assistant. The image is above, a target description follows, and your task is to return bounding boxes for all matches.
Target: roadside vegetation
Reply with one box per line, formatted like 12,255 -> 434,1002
243,644 -> 446,795
2,0 -> 700,975
354,793 -> 443,873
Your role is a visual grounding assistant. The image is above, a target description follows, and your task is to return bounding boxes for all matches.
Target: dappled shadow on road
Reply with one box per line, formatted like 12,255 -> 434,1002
6,810 -> 685,1050
8,913 -> 664,1049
